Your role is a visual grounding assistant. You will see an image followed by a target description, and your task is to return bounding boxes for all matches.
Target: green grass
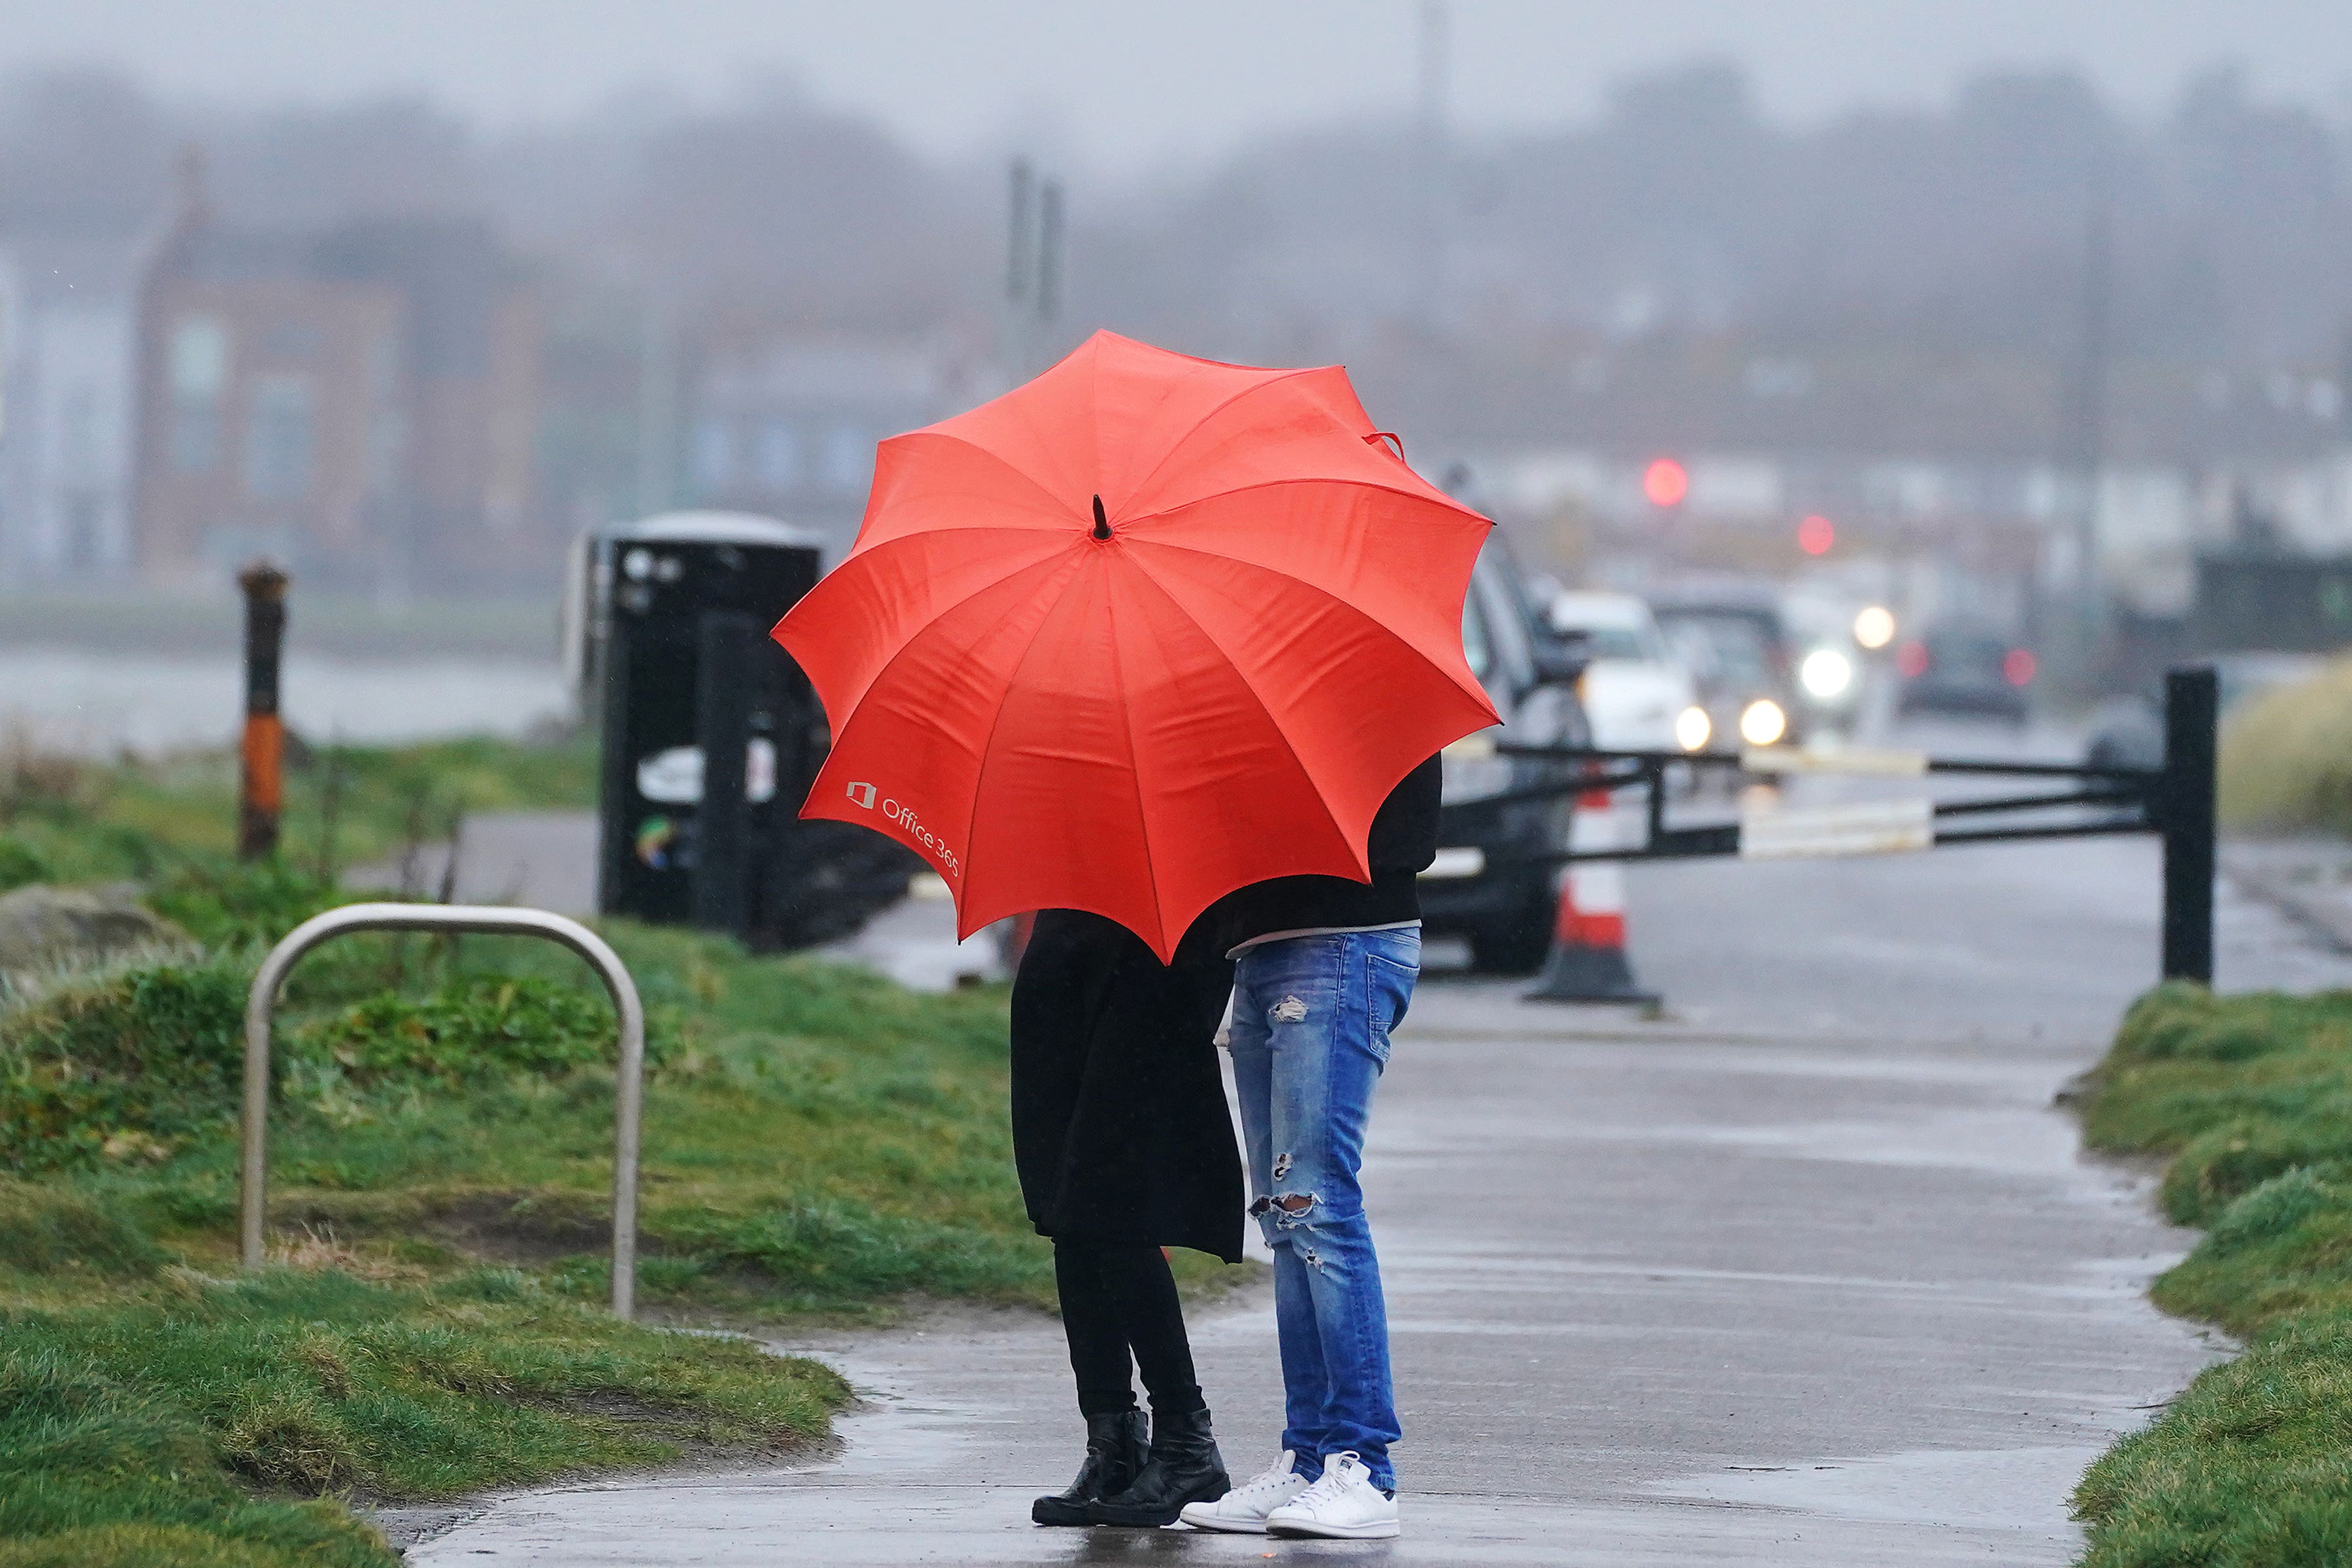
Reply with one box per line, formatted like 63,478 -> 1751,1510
0,1250 -> 848,1568
0,923 -> 1021,1566
2217,656 -> 2352,834
1,731 -> 599,892
0,734 -> 1249,1563
2072,983 -> 2352,1565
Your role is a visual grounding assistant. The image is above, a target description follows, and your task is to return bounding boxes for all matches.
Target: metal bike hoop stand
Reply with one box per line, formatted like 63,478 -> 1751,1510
240,903 -> 647,1320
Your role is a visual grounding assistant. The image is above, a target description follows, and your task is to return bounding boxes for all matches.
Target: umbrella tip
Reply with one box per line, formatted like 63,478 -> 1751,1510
1091,495 -> 1111,540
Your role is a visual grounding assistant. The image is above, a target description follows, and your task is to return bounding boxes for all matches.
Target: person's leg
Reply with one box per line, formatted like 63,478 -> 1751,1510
1245,928 -> 1416,1497
1227,953 -> 1332,1482
1084,1241 -> 1231,1524
1092,1244 -> 1205,1417
1053,1239 -> 1137,1416
1035,1239 -> 1151,1525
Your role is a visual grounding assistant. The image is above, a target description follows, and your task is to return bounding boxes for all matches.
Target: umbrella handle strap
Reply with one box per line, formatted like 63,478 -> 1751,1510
1365,431 -> 1407,461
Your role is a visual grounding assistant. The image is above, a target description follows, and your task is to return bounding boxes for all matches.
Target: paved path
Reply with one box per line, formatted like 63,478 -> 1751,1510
402,715 -> 2352,1564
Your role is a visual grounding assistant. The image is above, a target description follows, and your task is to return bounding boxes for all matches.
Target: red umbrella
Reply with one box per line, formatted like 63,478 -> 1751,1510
772,330 -> 1497,961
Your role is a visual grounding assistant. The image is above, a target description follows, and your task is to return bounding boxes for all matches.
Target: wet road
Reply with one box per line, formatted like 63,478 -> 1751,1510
404,715 -> 2345,1565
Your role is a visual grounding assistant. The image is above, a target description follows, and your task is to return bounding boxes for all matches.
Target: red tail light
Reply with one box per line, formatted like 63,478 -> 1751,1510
1896,640 -> 1929,678
2003,649 -> 2036,687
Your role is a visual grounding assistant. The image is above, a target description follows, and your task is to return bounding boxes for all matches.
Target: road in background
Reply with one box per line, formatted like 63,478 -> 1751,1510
404,709 -> 2344,1565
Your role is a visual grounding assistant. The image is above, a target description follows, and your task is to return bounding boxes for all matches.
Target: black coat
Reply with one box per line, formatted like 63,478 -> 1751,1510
1009,909 -> 1243,1264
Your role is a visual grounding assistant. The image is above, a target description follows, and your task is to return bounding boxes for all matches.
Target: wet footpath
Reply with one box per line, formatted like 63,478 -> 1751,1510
402,828 -> 2348,1565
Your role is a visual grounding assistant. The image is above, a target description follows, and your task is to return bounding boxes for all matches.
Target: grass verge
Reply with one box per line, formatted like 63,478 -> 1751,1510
2071,982 -> 2352,1565
2218,655 -> 2352,834
1,734 -> 1254,1562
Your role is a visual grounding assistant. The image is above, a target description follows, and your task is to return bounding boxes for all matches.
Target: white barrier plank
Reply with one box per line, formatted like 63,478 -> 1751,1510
1740,746 -> 1929,777
1739,798 -> 1934,859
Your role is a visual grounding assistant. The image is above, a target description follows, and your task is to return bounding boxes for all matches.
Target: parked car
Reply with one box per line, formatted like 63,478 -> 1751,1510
1895,620 -> 2034,725
1650,588 -> 1805,751
1547,589 -> 1708,753
1421,536 -> 1592,974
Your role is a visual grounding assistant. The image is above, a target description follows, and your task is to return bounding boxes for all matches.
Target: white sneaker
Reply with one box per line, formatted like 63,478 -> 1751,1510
1265,1450 -> 1399,1539
1179,1449 -> 1311,1533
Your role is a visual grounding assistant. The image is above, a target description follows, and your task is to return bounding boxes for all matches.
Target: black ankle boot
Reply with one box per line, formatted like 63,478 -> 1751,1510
1086,1405 -> 1230,1526
1032,1409 -> 1149,1526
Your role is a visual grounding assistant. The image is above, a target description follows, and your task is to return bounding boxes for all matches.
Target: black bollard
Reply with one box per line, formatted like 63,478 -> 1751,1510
2159,666 -> 2218,985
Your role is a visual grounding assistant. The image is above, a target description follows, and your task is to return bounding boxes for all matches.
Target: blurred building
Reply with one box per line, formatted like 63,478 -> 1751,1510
130,155 -> 544,595
0,236 -> 141,585
680,338 -> 972,559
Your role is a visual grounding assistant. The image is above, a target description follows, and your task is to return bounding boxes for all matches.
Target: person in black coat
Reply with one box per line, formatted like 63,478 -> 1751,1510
1012,906 -> 1241,1527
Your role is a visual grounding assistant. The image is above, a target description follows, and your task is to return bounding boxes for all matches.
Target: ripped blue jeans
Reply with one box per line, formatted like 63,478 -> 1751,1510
1226,926 -> 1418,1494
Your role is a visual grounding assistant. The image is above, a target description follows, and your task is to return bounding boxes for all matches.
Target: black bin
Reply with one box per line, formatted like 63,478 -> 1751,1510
589,512 -> 913,947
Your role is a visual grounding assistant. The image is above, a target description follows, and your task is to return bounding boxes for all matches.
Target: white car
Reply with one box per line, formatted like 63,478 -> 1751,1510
1547,590 -> 1708,753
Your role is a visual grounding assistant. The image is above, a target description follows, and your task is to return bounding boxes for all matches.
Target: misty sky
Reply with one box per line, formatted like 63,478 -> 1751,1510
1,0 -> 2346,170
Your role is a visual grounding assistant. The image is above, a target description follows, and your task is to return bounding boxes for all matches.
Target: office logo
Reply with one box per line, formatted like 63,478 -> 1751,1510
841,781 -> 958,879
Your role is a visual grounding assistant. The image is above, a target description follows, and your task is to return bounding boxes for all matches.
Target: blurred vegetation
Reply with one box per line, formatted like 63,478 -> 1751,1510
2217,657 -> 2352,834
0,734 -> 1244,1563
0,730 -> 599,893
2073,983 -> 2352,1565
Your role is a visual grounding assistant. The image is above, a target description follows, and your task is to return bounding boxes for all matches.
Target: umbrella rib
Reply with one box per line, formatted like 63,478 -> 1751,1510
956,554 -> 1092,910
822,548 -> 1084,764
1114,550 -> 1362,879
800,531 -> 1079,713
1122,475 -> 1481,532
1113,366 -> 1325,512
866,431 -> 1088,538
1122,534 -> 1495,710
1099,572 -> 1168,955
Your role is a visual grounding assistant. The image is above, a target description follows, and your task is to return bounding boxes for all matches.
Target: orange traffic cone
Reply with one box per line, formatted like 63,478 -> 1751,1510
1526,788 -> 1658,1004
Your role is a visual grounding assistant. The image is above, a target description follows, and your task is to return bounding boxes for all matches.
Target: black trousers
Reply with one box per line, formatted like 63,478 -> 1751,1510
1054,1238 -> 1205,1420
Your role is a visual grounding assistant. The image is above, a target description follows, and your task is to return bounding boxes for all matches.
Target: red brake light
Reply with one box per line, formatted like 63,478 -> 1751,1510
2003,649 -> 2036,687
1895,640 -> 1929,678
1643,458 -> 1688,508
1797,514 -> 1835,555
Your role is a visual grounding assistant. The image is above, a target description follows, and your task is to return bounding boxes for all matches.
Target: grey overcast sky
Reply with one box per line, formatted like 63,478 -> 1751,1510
1,0 -> 2345,169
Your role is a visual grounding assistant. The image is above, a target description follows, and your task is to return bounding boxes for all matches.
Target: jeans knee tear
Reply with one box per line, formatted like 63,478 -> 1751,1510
1271,995 -> 1309,1023
1271,1152 -> 1292,1181
1253,1192 -> 1316,1230
1302,1246 -> 1324,1270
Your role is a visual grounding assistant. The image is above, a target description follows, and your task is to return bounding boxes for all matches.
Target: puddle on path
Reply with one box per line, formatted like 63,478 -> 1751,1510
1652,1443 -> 2103,1531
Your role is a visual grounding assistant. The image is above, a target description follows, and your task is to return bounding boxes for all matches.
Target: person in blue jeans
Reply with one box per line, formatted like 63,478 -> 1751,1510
1181,753 -> 1439,1542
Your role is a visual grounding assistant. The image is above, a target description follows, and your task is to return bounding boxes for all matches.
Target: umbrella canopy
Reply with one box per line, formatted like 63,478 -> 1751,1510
772,330 -> 1497,961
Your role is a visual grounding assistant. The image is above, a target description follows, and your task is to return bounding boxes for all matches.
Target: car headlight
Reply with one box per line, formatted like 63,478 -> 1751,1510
1853,604 -> 1896,650
1674,705 -> 1711,751
1799,647 -> 1854,700
1739,698 -> 1787,746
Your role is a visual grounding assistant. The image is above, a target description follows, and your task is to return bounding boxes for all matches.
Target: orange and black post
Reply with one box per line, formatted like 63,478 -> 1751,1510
237,562 -> 289,860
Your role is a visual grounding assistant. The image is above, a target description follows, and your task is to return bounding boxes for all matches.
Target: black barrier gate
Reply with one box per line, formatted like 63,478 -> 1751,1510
1497,666 -> 2221,990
